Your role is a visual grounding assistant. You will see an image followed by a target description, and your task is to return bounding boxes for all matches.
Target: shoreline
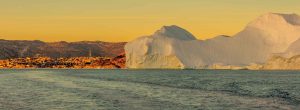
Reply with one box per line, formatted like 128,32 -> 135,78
1,68 -> 300,71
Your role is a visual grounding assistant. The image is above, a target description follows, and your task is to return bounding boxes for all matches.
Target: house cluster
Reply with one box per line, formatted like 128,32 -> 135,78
0,54 -> 125,69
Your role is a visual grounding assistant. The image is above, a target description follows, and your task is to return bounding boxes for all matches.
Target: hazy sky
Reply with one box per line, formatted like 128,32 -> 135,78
0,0 -> 299,42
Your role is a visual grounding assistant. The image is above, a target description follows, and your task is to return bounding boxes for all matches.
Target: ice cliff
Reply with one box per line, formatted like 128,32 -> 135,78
263,55 -> 300,70
125,13 -> 300,69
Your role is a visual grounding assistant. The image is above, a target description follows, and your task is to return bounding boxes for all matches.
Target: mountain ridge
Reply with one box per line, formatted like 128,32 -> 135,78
0,39 -> 126,59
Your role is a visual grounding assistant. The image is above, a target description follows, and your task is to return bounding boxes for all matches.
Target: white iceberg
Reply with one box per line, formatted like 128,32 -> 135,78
125,13 -> 300,69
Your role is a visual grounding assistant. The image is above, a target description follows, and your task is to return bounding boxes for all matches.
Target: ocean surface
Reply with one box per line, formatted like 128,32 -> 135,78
0,69 -> 299,110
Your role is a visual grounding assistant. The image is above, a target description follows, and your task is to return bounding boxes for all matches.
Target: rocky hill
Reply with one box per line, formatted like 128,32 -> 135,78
0,39 -> 126,59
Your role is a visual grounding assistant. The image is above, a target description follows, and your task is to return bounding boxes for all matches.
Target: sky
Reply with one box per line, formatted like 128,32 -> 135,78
0,0 -> 299,42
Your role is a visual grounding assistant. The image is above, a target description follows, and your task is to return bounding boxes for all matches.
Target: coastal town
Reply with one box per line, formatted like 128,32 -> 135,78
0,54 -> 125,69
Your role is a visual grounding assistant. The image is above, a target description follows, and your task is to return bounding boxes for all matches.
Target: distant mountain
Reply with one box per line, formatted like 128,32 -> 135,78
125,13 -> 300,69
0,39 -> 126,59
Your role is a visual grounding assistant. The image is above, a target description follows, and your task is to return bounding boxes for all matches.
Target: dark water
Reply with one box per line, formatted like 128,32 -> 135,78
0,69 -> 299,110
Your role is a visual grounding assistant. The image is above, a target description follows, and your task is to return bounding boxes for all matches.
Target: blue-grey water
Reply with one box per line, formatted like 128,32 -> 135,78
0,69 -> 299,110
